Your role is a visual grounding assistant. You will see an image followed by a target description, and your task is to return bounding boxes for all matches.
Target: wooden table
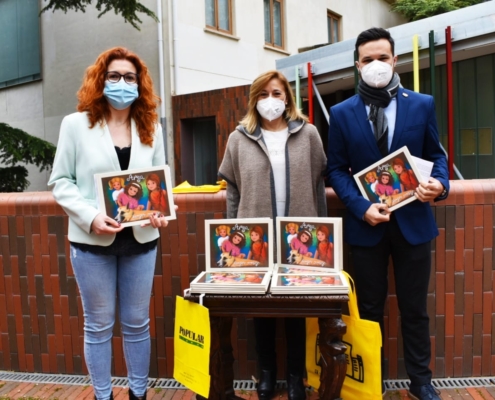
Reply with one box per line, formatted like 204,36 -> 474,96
185,292 -> 349,400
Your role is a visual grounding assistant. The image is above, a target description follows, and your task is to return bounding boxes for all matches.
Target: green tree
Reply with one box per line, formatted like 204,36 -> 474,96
391,0 -> 484,22
0,123 -> 56,192
41,0 -> 158,30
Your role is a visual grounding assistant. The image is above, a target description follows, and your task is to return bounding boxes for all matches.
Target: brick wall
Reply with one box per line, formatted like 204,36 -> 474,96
171,85 -> 250,184
0,179 -> 494,380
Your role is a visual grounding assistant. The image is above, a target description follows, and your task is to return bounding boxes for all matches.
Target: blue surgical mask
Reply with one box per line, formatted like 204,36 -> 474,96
103,80 -> 139,110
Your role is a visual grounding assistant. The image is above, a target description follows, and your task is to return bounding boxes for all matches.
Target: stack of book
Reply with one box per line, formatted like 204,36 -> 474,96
190,218 -> 274,294
189,271 -> 272,294
269,217 -> 349,295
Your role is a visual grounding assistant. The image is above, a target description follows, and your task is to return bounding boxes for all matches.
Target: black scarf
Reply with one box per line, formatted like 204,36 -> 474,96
358,73 -> 400,156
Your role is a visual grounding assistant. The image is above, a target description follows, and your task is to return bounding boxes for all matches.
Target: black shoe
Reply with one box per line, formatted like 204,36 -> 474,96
257,369 -> 277,400
94,393 -> 114,400
408,383 -> 440,400
129,388 -> 147,400
286,373 -> 306,400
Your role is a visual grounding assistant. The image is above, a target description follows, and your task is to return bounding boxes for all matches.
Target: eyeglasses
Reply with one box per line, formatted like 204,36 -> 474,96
105,71 -> 139,84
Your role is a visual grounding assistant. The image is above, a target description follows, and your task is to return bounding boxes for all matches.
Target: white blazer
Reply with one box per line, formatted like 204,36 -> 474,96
48,112 -> 166,245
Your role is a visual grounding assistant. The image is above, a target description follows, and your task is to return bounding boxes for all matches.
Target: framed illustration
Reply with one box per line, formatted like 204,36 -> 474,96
353,146 -> 433,212
276,217 -> 343,272
205,218 -> 274,272
94,165 -> 176,227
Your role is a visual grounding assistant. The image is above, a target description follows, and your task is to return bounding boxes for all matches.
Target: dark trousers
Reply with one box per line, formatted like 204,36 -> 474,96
253,317 -> 306,376
350,215 -> 432,386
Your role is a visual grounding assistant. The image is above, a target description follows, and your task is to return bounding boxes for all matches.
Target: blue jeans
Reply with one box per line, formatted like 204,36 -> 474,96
70,245 -> 157,400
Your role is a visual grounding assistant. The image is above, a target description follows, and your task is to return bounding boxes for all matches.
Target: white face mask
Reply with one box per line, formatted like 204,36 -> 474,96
256,97 -> 286,121
360,60 -> 394,88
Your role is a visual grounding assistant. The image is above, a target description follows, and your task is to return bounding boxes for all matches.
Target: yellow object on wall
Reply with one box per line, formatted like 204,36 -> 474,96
172,180 -> 226,193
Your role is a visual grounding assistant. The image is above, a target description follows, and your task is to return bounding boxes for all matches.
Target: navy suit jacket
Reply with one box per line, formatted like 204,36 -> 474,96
327,87 -> 449,247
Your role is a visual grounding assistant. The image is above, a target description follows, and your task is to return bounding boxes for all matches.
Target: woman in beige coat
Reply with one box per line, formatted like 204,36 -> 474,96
219,70 -> 327,400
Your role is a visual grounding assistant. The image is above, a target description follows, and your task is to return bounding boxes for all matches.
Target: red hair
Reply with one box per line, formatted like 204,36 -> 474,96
77,47 -> 160,146
250,226 -> 265,243
392,158 -> 406,168
317,225 -> 329,240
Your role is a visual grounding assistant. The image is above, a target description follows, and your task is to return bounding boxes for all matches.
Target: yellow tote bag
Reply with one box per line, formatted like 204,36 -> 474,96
305,317 -> 321,389
173,295 -> 211,397
306,272 -> 382,399
340,272 -> 382,399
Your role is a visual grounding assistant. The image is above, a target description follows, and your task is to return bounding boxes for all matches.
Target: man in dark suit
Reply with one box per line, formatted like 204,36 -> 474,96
327,28 -> 449,400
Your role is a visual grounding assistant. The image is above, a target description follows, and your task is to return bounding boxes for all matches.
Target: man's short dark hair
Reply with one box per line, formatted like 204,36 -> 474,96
355,27 -> 395,58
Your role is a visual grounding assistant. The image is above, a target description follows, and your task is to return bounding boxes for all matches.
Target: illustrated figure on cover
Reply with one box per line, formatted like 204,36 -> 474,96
146,173 -> 168,213
108,177 -> 125,204
392,157 -> 419,192
117,182 -> 145,210
215,225 -> 231,250
314,225 -> 334,267
247,225 -> 268,263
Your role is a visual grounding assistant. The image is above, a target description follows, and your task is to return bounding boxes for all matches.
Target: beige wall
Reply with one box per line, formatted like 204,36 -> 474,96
173,0 -> 406,94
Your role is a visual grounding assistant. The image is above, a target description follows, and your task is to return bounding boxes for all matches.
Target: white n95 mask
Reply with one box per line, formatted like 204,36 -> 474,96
360,60 -> 393,88
256,97 -> 286,121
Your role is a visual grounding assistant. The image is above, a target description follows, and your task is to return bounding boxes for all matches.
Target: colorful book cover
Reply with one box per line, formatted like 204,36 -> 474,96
276,217 -> 343,272
94,165 -> 175,227
276,274 -> 344,287
353,146 -> 432,212
205,218 -> 274,272
197,272 -> 267,285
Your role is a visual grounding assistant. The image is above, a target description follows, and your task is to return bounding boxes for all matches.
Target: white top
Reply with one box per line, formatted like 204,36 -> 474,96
112,188 -> 124,202
366,97 -> 397,151
262,127 -> 289,217
217,236 -> 229,248
287,233 -> 297,244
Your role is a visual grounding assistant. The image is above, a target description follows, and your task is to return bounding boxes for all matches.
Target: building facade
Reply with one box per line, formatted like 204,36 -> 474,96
276,1 -> 495,180
0,0 -> 405,190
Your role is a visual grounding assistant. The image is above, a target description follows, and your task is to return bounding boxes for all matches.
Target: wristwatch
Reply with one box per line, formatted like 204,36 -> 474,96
440,185 -> 447,198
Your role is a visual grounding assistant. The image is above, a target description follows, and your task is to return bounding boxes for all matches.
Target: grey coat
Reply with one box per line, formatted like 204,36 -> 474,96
218,120 -> 327,220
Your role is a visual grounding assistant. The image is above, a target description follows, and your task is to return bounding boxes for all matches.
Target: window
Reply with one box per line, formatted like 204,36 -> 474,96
205,0 -> 232,34
327,11 -> 341,44
0,0 -> 41,88
181,117 -> 218,186
264,0 -> 284,48
479,128 -> 492,155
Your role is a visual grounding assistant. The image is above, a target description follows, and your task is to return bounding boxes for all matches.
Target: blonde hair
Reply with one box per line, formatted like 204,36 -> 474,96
365,171 -> 378,184
216,225 -> 231,236
240,70 -> 309,134
108,177 -> 125,190
285,222 -> 299,233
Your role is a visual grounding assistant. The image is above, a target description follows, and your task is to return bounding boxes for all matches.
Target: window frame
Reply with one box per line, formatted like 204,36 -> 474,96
205,0 -> 233,35
0,0 -> 42,89
264,0 -> 285,50
327,10 -> 342,45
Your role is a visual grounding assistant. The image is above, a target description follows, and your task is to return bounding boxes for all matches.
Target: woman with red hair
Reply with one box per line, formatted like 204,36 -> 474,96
49,47 -> 171,400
